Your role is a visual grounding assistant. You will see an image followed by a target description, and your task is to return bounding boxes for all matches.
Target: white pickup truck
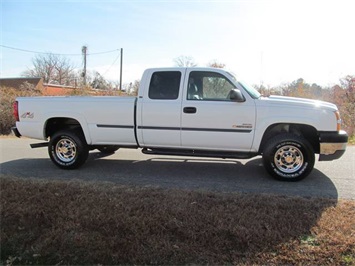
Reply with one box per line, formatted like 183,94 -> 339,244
13,67 -> 348,181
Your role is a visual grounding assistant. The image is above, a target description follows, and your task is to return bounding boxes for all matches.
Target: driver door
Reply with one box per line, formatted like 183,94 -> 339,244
181,70 -> 256,151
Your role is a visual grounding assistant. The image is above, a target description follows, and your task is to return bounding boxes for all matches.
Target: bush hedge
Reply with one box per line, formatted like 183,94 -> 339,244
0,85 -> 41,135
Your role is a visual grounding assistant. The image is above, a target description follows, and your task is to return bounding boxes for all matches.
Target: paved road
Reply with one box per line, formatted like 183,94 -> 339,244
1,138 -> 354,199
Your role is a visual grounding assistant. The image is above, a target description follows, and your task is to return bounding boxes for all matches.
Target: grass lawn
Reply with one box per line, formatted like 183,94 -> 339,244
1,175 -> 354,265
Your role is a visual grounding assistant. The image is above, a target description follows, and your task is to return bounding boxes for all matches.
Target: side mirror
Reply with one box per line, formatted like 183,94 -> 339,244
229,89 -> 245,102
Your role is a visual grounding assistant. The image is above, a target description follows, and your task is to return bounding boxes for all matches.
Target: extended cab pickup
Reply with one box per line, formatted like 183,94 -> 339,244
13,67 -> 348,181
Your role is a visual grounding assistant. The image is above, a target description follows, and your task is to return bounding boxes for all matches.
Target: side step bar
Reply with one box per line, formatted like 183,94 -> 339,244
142,147 -> 257,159
30,142 -> 49,148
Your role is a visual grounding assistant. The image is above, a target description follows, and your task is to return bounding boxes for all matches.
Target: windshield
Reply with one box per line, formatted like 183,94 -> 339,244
238,81 -> 261,99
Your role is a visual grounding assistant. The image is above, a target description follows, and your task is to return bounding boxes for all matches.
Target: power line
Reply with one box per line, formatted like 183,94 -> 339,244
0,44 -> 119,56
102,52 -> 121,76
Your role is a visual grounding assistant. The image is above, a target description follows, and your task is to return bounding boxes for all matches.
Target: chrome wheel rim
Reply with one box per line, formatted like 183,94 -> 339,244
55,138 -> 77,163
274,145 -> 304,173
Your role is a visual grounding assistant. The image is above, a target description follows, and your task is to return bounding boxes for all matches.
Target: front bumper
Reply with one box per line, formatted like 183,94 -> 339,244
319,130 -> 348,161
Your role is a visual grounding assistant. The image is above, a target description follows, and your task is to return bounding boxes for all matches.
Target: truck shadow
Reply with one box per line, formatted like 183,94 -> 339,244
1,152 -> 338,199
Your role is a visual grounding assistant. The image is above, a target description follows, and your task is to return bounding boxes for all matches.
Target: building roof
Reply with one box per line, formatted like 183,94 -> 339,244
44,83 -> 77,89
0,77 -> 43,89
42,83 -> 76,96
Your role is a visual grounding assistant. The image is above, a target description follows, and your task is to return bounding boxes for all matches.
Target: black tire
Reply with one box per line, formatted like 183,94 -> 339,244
97,146 -> 119,154
48,129 -> 89,169
262,134 -> 315,181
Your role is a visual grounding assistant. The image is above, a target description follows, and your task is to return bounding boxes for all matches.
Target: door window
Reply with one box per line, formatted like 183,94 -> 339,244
187,71 -> 236,101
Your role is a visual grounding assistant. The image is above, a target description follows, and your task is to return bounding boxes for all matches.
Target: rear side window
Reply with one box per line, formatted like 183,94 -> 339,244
148,71 -> 181,100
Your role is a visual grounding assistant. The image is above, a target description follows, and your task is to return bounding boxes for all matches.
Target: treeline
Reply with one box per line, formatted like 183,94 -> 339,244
21,53 -> 122,91
255,76 -> 355,136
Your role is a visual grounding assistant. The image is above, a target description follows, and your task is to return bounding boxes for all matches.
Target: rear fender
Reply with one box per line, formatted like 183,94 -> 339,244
43,112 -> 92,144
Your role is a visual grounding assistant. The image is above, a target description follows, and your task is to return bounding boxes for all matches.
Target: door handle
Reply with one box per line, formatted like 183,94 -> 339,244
183,107 -> 197,114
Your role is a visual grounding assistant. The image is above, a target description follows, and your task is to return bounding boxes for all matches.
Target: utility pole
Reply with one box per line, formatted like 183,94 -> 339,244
82,46 -> 87,86
119,48 -> 123,90
260,50 -> 264,89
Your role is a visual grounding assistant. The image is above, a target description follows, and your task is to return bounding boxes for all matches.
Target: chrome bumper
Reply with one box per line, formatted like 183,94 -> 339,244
319,130 -> 348,161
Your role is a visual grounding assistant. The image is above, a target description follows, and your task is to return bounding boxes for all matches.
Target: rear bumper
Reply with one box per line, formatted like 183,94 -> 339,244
12,127 -> 22,138
319,130 -> 348,161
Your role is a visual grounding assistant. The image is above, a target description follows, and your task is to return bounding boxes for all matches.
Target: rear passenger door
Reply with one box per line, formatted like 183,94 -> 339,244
137,69 -> 185,148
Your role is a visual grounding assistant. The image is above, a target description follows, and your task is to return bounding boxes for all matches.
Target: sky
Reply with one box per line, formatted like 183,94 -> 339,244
1,0 -> 354,87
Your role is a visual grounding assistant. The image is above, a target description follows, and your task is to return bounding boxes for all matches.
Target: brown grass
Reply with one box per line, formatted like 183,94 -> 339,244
1,175 -> 354,265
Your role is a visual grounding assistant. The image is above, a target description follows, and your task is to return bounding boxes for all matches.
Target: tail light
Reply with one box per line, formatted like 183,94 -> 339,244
13,101 -> 19,122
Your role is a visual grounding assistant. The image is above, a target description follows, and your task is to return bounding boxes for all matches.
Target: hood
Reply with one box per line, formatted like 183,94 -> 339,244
261,95 -> 337,111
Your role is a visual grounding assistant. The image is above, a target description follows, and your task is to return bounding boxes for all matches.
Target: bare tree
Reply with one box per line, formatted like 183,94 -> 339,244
22,54 -> 77,86
207,60 -> 226,69
129,79 -> 140,95
339,75 -> 355,136
90,71 -> 110,90
173,55 -> 197,67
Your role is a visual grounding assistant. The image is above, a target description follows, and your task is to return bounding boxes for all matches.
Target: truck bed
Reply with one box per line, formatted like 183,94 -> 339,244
16,96 -> 138,146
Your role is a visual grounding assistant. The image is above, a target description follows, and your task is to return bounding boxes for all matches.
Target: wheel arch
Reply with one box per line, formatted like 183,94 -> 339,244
44,116 -> 91,144
259,123 -> 319,154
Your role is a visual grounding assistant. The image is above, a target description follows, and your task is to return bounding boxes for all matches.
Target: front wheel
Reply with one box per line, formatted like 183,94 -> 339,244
48,130 -> 89,169
262,134 -> 315,181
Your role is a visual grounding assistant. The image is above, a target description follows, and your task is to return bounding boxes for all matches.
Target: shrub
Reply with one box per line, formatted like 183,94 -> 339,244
0,84 -> 41,135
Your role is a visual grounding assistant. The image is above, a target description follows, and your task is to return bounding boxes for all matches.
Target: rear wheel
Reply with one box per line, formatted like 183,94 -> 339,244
49,130 -> 89,169
262,134 -> 315,181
